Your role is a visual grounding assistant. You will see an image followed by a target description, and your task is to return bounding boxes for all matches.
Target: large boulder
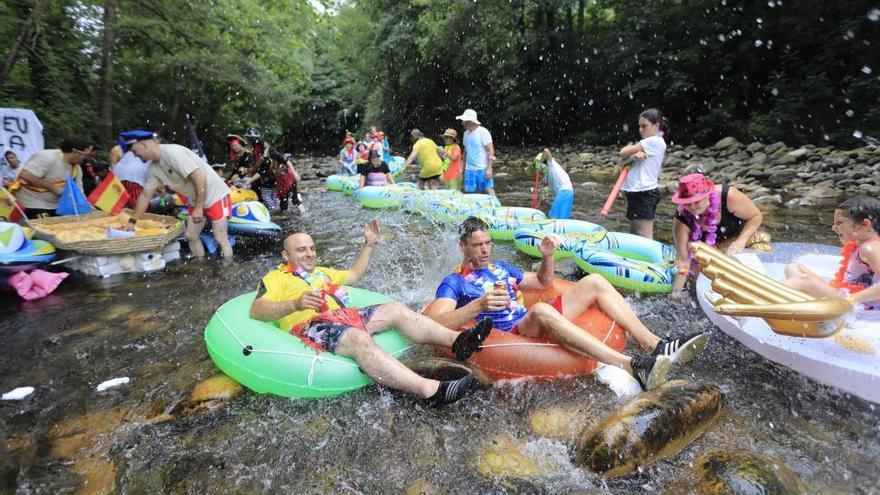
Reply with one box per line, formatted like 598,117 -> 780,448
694,449 -> 807,494
575,380 -> 724,477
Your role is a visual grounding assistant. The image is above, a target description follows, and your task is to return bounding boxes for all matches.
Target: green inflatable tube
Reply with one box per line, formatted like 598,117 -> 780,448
204,287 -> 411,399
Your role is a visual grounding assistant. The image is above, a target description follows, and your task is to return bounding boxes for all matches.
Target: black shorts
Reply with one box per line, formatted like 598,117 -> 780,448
303,305 -> 380,353
625,188 -> 661,220
24,208 -> 56,219
420,175 -> 441,182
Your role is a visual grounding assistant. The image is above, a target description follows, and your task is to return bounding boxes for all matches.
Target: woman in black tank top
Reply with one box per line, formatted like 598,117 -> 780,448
669,173 -> 764,297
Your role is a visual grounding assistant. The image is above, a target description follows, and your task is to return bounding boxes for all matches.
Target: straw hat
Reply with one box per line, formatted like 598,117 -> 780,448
442,129 -> 458,141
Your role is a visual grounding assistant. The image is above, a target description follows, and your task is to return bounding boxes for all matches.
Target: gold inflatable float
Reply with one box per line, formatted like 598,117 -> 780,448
690,242 -> 852,338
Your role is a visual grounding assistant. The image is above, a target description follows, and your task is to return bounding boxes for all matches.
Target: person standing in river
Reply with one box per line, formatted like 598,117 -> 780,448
618,108 -> 668,240
457,109 -> 496,196
250,220 -> 492,406
402,129 -> 443,190
121,130 -> 233,260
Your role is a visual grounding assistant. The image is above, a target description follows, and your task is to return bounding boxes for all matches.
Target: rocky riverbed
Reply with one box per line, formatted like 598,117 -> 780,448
296,138 -> 880,209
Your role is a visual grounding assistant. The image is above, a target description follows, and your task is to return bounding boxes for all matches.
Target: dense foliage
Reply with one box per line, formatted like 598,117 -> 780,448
1,0 -> 878,158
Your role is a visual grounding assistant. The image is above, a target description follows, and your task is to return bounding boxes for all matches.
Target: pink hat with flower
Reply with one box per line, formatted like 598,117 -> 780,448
671,173 -> 715,204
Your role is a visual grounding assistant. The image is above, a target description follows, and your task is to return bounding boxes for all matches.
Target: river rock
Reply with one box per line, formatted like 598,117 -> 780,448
475,434 -> 555,480
714,137 -> 740,150
765,142 -> 787,155
574,380 -> 724,477
694,449 -> 807,494
185,374 -> 243,410
746,142 -> 764,153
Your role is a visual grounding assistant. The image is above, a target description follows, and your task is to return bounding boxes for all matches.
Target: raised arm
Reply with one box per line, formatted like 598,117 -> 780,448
520,236 -> 558,289
346,218 -> 380,284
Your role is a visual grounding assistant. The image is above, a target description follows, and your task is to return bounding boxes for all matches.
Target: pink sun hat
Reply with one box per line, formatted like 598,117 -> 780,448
671,173 -> 716,204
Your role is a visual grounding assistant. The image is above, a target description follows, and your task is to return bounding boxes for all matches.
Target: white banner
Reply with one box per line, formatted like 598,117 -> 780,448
0,108 -> 44,167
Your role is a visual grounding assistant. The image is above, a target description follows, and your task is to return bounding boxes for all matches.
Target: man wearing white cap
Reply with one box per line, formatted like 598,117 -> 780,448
455,109 -> 496,196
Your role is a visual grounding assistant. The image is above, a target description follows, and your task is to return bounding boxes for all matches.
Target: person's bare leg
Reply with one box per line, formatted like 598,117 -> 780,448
784,262 -> 838,299
185,217 -> 207,257
559,274 -> 660,352
630,219 -> 654,239
517,303 -> 635,372
334,328 -> 439,398
211,218 -> 234,260
364,301 -> 458,347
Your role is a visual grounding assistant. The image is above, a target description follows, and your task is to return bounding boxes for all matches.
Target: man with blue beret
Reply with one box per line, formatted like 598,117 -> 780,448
120,130 -> 233,259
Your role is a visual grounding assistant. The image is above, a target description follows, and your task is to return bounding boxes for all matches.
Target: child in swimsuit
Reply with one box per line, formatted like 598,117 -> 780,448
785,196 -> 880,310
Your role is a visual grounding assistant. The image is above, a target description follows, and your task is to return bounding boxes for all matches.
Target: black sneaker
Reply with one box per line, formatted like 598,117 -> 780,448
429,372 -> 475,407
651,332 -> 709,364
630,355 -> 671,391
452,317 -> 493,361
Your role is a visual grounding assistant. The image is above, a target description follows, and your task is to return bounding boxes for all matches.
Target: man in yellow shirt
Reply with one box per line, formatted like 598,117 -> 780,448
250,219 -> 491,406
403,129 -> 443,190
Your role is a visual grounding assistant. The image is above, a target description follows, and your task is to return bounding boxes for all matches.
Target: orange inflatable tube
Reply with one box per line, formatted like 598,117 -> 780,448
425,279 -> 626,381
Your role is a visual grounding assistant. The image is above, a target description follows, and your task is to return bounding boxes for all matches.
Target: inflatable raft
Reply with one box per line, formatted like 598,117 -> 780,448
425,279 -> 626,381
515,227 -> 675,293
204,287 -> 412,399
696,242 -> 880,404
0,222 -> 56,273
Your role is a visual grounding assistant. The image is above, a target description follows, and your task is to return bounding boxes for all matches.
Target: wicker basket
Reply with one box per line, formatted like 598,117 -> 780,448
30,209 -> 184,255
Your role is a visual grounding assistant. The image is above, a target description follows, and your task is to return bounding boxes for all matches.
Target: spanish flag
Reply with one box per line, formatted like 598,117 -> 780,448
87,171 -> 130,215
0,187 -> 23,222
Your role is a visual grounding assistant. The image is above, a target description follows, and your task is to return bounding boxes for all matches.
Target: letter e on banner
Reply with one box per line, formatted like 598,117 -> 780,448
0,108 -> 44,166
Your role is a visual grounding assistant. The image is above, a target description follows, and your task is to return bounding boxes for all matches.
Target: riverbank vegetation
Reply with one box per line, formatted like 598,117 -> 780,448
1,0 -> 877,154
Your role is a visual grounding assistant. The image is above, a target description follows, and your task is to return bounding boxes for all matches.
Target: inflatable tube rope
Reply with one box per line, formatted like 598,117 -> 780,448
204,287 -> 411,399
425,279 -> 626,381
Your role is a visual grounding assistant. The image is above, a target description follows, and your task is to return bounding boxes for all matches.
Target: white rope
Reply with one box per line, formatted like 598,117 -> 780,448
601,320 -> 618,344
478,342 -> 560,349
246,348 -> 361,368
217,314 -> 248,348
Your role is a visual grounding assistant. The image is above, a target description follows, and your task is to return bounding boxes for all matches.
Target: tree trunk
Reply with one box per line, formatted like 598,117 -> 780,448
99,0 -> 118,146
0,0 -> 49,88
577,0 -> 585,34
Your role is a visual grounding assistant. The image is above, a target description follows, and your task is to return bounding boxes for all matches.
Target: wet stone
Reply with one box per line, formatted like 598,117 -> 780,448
475,434 -> 555,481
184,374 -> 243,411
694,449 -> 807,494
575,380 -> 724,477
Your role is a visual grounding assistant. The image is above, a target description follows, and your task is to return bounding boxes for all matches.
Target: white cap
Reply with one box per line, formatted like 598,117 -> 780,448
455,109 -> 481,125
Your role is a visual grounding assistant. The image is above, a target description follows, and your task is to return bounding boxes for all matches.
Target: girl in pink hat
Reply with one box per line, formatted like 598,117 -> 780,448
670,172 -> 766,298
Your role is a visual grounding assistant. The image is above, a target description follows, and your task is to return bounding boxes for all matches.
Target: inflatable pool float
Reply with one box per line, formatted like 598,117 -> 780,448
0,222 -> 56,273
424,279 -> 626,381
355,185 -> 404,209
326,174 -> 360,192
695,242 -> 880,403
225,201 -> 281,238
204,286 -> 412,399
513,220 -> 607,257
565,232 -> 675,294
388,155 -> 405,177
229,187 -> 258,204
514,226 -> 675,293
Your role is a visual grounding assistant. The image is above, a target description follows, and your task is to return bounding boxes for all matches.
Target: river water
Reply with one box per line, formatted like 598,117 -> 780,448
1,158 -> 878,494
